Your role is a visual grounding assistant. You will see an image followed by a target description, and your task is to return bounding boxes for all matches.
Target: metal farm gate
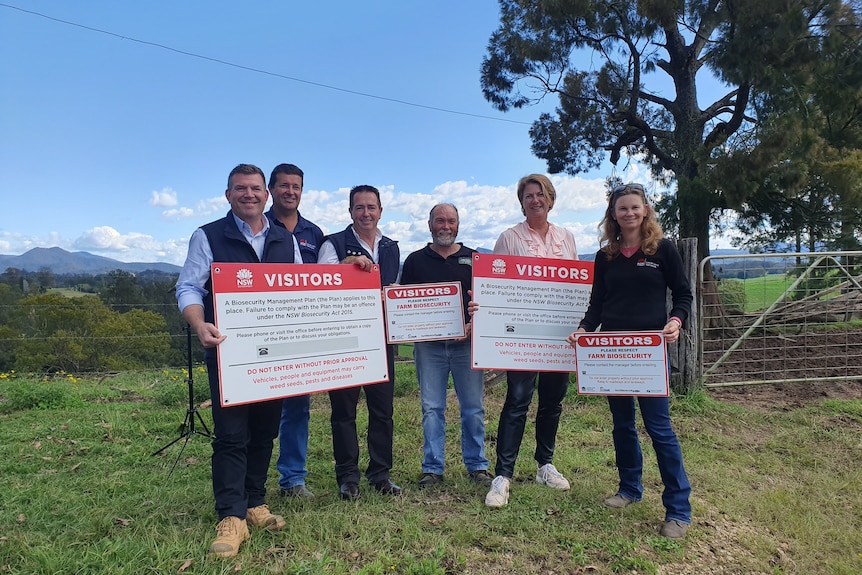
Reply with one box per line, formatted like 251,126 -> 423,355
698,251 -> 862,388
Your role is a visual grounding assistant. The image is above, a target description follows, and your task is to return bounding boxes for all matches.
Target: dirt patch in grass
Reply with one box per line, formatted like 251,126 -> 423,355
704,327 -> 862,409
658,509 -> 789,575
709,380 -> 862,410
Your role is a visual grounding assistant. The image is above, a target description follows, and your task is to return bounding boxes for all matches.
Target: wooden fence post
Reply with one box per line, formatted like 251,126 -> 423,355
669,238 -> 699,393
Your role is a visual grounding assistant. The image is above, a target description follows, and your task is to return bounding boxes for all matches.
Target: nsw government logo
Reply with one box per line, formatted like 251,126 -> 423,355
491,258 -> 507,275
236,268 -> 254,287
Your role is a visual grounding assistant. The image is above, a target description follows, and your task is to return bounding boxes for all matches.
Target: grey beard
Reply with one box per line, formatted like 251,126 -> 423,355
433,232 -> 456,247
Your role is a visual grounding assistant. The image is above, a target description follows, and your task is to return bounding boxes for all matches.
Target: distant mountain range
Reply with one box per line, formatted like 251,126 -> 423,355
0,247 -> 181,275
0,246 -> 746,276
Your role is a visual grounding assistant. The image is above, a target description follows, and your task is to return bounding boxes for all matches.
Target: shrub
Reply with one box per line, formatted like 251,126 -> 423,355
0,378 -> 85,411
718,278 -> 746,314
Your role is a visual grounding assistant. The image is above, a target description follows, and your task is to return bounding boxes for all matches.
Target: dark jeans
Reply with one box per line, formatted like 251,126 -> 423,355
494,370 -> 569,478
328,345 -> 396,485
607,395 -> 692,523
206,357 -> 282,520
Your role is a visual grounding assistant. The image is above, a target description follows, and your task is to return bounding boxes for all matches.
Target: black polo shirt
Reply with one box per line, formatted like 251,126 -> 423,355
400,243 -> 475,318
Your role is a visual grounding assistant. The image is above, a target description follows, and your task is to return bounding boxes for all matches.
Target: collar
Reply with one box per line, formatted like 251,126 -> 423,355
231,212 -> 269,236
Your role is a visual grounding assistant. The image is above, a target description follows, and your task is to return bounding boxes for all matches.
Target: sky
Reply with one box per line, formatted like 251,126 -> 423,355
0,1 -> 722,266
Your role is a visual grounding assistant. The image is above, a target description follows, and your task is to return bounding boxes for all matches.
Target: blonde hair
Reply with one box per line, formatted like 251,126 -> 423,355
599,184 -> 663,259
516,174 -> 556,215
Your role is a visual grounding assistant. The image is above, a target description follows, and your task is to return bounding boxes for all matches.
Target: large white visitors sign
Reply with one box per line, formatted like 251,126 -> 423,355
211,262 -> 388,406
471,253 -> 593,371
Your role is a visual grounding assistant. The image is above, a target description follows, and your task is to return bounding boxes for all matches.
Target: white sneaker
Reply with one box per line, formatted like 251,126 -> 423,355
485,475 -> 510,508
536,463 -> 570,490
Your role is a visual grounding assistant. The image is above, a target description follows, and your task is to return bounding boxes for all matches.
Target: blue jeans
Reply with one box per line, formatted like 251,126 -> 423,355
276,394 -> 310,490
414,339 -> 488,475
607,395 -> 692,523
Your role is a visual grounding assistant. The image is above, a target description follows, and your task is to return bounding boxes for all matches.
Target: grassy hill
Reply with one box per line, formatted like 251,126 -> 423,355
1,368 -> 859,574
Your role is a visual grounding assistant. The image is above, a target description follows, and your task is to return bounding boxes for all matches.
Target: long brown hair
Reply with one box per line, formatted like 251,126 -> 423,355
599,183 -> 663,259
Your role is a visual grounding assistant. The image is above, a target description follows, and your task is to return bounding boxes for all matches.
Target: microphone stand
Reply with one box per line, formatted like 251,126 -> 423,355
152,324 -> 213,477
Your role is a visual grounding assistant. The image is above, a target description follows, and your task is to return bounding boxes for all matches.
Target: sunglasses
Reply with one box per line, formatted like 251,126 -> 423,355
611,183 -> 645,196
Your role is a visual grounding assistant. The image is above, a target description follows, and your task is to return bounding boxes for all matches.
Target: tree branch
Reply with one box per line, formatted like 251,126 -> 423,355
704,83 -> 751,150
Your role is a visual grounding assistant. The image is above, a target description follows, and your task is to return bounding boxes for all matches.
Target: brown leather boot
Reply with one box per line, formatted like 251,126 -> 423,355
246,504 -> 285,530
208,516 -> 249,557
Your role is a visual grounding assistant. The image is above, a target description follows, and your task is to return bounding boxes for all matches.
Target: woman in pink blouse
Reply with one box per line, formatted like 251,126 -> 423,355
485,174 -> 579,508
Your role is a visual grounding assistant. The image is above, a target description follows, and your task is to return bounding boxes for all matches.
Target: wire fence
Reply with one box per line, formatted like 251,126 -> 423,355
699,251 -> 862,388
9,253 -> 862,391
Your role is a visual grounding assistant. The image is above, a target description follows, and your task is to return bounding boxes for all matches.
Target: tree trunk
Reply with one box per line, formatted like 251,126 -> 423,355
675,177 -> 733,330
668,238 -> 699,393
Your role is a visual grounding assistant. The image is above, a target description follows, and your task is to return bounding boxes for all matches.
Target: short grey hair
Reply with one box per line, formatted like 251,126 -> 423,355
428,203 -> 459,222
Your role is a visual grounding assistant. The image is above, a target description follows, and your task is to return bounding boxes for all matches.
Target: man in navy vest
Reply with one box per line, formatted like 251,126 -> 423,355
318,185 -> 401,499
175,164 -> 302,557
265,163 -> 324,499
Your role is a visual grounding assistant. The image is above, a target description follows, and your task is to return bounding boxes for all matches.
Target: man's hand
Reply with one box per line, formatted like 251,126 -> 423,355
466,289 -> 479,317
454,320 -> 472,342
341,255 -> 374,272
183,304 -> 226,348
195,322 -> 226,348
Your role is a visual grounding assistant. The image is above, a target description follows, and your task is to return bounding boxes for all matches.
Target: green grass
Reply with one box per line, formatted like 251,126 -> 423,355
45,287 -> 91,298
742,273 -> 789,312
1,371 -> 861,574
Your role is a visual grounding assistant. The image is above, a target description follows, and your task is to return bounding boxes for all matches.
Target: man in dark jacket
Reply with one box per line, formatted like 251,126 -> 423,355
175,164 -> 301,557
317,185 -> 400,499
265,163 -> 324,500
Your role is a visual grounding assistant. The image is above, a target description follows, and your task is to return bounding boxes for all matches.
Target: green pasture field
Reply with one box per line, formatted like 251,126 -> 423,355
45,287 -> 90,298
1,369 -> 860,574
742,273 -> 789,312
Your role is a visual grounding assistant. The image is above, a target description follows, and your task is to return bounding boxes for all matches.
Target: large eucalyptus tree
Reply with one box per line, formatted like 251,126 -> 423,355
481,0 -> 844,261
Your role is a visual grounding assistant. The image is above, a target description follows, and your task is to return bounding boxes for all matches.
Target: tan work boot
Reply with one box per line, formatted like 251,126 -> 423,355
246,504 -> 285,530
208,516 -> 249,557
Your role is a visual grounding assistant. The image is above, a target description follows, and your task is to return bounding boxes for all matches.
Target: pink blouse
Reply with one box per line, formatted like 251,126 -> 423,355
493,221 -> 578,260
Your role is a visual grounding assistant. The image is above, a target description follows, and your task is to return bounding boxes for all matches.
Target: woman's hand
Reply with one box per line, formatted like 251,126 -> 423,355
662,318 -> 682,344
565,327 -> 586,347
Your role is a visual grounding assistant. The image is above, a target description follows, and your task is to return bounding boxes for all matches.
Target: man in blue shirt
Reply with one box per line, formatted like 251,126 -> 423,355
265,163 -> 324,499
175,164 -> 301,557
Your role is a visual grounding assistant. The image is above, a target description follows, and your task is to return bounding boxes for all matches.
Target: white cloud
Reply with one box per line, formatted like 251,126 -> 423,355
550,175 -> 608,212
73,227 -> 131,252
160,195 -> 229,221
0,231 -> 71,256
198,196 -> 229,216
161,207 -> 196,220
149,187 -> 178,207
65,227 -> 191,264
4,170 -> 676,265
291,178 -> 613,256
297,187 -> 354,236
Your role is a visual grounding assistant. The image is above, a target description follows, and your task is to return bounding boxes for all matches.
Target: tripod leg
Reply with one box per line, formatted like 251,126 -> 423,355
194,409 -> 213,438
166,427 -> 192,478
152,323 -> 213,473
151,409 -> 194,457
